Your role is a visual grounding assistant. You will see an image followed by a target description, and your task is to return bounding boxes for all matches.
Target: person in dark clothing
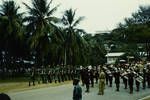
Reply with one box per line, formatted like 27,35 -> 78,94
90,69 -> 94,87
84,68 -> 90,92
29,68 -> 35,86
147,69 -> 150,88
73,78 -> 82,100
114,70 -> 120,91
80,68 -> 85,86
128,70 -> 134,94
0,93 -> 11,100
95,70 -> 99,84
143,68 -> 146,89
105,72 -> 109,85
122,75 -> 128,89
108,72 -> 113,87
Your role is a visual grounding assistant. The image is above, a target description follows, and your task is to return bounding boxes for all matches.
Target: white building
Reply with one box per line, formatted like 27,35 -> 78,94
105,52 -> 125,64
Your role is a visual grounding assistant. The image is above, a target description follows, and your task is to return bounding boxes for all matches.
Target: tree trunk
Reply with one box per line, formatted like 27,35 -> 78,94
64,48 -> 67,67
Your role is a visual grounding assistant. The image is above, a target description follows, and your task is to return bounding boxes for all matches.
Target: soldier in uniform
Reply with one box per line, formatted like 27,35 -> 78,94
135,67 -> 140,92
114,68 -> 120,91
90,68 -> 94,87
105,70 -> 109,85
95,69 -> 99,84
48,70 -> 52,83
108,71 -> 113,87
142,67 -> 146,89
128,69 -> 134,94
37,68 -> 41,84
84,67 -> 90,92
122,70 -> 128,89
29,67 -> 35,86
80,68 -> 85,86
41,68 -> 45,83
147,65 -> 150,88
98,69 -> 105,95
61,69 -> 64,82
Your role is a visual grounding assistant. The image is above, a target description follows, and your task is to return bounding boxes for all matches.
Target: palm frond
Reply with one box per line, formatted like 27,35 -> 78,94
47,4 -> 60,16
73,16 -> 84,27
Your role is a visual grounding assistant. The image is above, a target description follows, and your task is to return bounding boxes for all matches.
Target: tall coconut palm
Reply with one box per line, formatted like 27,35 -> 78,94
23,0 -> 60,65
61,8 -> 86,66
0,0 -> 24,67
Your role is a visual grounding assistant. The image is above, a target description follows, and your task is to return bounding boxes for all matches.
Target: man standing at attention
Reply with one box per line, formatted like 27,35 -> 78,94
98,69 -> 106,95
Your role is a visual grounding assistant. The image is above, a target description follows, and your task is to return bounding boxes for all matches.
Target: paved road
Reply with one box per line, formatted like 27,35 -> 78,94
8,81 -> 150,100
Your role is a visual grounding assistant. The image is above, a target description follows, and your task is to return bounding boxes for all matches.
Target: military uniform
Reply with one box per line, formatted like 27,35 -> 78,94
95,70 -> 99,84
147,68 -> 150,88
128,71 -> 134,94
29,68 -> 35,86
80,68 -> 85,86
90,69 -> 94,87
84,68 -> 90,92
114,70 -> 120,91
143,67 -> 146,89
108,72 -> 113,87
98,70 -> 105,95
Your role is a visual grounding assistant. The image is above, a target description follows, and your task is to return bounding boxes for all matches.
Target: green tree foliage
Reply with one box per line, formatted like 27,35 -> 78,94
23,0 -> 60,65
111,5 -> 150,60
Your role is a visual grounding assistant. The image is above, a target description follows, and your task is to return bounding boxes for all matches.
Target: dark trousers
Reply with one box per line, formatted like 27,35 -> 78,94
143,80 -> 146,89
85,84 -> 90,92
90,78 -> 94,87
123,78 -> 127,89
136,81 -> 140,91
129,85 -> 133,94
116,83 -> 120,91
109,77 -> 113,87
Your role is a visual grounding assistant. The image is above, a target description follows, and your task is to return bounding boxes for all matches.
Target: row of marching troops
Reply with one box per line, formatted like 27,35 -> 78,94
28,66 -> 80,86
79,62 -> 150,94
80,66 -> 99,92
102,62 -> 150,94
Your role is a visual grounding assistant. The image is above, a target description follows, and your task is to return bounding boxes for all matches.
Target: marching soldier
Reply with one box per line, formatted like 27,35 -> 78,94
90,68 -> 94,87
128,69 -> 134,94
114,68 -> 120,91
95,69 -> 99,84
37,68 -> 41,84
61,70 -> 64,82
105,71 -> 109,85
135,67 -> 140,92
80,68 -> 85,86
41,68 -> 45,83
84,67 -> 90,92
147,65 -> 150,88
108,71 -> 113,87
48,70 -> 52,83
143,67 -> 146,89
122,70 -> 128,89
98,69 -> 105,95
29,67 -> 35,86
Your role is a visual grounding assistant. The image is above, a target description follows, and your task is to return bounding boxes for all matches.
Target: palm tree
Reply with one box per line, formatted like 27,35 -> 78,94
61,8 -> 86,66
0,0 -> 24,67
23,0 -> 60,66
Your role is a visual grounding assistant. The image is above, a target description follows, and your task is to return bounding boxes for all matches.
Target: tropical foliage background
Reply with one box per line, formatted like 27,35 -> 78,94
0,0 -> 150,71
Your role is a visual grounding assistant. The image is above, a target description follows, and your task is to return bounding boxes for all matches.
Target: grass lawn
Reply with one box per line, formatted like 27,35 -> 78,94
0,78 -> 72,93
143,98 -> 150,100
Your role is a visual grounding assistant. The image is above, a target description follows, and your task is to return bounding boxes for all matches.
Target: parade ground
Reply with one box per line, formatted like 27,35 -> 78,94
7,81 -> 150,100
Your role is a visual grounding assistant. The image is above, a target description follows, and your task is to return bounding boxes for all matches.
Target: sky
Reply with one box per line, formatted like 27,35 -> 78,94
1,0 -> 150,34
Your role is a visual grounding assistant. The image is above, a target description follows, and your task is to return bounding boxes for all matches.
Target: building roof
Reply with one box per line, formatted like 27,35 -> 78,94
106,52 -> 125,57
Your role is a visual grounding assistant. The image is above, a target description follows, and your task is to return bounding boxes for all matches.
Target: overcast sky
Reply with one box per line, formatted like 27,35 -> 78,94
1,0 -> 150,34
